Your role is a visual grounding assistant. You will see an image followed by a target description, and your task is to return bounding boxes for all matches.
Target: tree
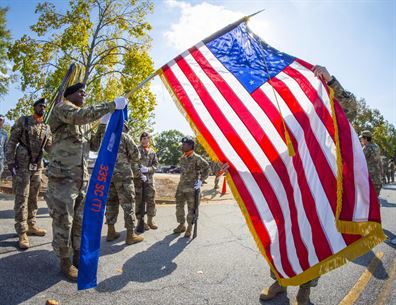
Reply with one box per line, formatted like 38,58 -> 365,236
0,7 -> 12,97
154,129 -> 185,166
353,98 -> 396,160
7,0 -> 156,133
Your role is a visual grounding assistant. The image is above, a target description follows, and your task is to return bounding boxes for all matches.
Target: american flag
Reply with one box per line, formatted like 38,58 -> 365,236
159,18 -> 385,285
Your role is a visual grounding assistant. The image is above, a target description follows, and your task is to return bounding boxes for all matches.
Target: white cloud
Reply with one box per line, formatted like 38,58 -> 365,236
164,1 -> 270,51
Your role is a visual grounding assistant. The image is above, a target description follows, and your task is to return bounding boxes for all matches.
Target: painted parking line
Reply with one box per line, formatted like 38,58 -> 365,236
338,251 -> 384,305
375,254 -> 396,305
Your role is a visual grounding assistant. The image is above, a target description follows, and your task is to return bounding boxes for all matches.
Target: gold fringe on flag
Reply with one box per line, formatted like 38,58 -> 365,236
328,86 -> 385,236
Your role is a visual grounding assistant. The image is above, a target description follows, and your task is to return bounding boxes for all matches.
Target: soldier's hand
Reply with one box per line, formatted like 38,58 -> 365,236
313,65 -> 332,83
141,174 -> 148,182
141,165 -> 149,173
100,113 -> 111,125
114,97 -> 127,110
194,179 -> 202,190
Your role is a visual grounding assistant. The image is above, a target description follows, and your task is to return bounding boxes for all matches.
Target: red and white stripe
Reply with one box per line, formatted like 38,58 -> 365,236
161,41 -> 377,280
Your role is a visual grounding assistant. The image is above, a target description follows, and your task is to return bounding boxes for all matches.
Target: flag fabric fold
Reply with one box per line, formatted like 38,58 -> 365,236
78,108 -> 127,290
159,20 -> 385,286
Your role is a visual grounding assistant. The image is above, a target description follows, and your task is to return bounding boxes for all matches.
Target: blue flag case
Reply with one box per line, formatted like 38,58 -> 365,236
78,107 -> 127,290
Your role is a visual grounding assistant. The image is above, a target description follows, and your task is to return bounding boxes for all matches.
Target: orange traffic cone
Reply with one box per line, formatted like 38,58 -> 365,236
221,176 -> 227,195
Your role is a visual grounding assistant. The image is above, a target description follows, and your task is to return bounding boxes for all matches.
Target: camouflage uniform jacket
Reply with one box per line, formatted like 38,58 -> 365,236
137,145 -> 158,184
362,142 -> 382,185
113,132 -> 140,178
328,77 -> 357,121
47,99 -> 115,180
6,115 -> 52,170
0,127 -> 7,160
177,152 -> 209,190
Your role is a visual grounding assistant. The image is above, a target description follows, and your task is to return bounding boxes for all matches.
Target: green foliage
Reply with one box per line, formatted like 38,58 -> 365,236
154,129 -> 185,166
353,98 -> 396,160
0,7 -> 12,97
7,0 -> 155,132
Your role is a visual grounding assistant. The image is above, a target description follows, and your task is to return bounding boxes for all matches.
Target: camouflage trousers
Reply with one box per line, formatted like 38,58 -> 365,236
175,187 -> 195,225
0,158 -> 4,179
134,178 -> 156,217
45,172 -> 86,258
13,169 -> 41,234
105,174 -> 136,230
214,175 -> 220,189
270,270 -> 319,288
388,171 -> 395,183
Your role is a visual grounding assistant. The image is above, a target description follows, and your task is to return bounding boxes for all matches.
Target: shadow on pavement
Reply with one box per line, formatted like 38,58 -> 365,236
201,188 -> 220,200
383,229 -> 396,249
351,250 -> 388,280
0,207 -> 48,219
0,249 -> 61,305
96,233 -> 188,292
382,184 -> 396,191
380,198 -> 396,208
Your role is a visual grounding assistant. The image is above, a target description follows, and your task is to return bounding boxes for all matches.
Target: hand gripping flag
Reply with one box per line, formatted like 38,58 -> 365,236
78,107 -> 127,290
158,16 -> 385,285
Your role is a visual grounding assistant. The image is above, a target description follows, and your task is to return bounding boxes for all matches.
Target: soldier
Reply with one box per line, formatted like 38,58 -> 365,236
173,137 -> 209,238
45,82 -> 127,281
381,156 -> 388,184
0,114 -> 7,180
134,131 -> 159,230
105,123 -> 144,245
211,161 -> 222,190
260,65 -> 358,305
388,159 -> 395,183
359,130 -> 382,196
5,98 -> 51,249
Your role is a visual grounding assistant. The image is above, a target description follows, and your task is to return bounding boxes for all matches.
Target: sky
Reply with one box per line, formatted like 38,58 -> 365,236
0,0 -> 395,136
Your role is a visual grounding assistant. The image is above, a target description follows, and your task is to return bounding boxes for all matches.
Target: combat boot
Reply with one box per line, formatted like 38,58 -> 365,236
106,224 -> 120,241
126,229 -> 144,245
173,223 -> 186,234
144,223 -> 150,231
147,216 -> 158,230
60,258 -> 78,281
184,224 -> 193,238
73,250 -> 80,268
18,233 -> 30,249
259,281 -> 287,301
295,286 -> 310,305
27,224 -> 47,236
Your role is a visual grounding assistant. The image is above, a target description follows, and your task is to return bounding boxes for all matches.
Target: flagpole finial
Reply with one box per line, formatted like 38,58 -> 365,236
245,9 -> 265,21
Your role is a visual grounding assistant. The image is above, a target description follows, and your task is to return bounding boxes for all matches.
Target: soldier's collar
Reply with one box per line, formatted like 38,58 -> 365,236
62,99 -> 81,109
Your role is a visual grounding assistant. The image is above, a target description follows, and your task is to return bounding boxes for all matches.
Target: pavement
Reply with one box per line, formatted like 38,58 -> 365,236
0,183 -> 396,305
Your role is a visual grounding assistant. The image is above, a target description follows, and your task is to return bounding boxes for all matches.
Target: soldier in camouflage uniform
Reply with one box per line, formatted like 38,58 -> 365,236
0,115 -> 8,180
388,159 -> 395,183
134,131 -> 159,230
105,123 -> 144,245
381,156 -> 388,184
173,137 -> 209,238
6,98 -> 52,249
45,83 -> 127,281
359,130 -> 382,196
260,66 -> 358,305
211,161 -> 222,190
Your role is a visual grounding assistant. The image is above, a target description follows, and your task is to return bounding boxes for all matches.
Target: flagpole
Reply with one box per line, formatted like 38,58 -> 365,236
123,9 -> 265,99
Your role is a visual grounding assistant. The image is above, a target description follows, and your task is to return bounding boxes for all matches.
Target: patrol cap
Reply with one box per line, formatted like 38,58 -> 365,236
64,82 -> 85,97
0,114 -> 4,121
33,98 -> 46,107
359,130 -> 372,138
181,137 -> 195,147
140,131 -> 151,140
